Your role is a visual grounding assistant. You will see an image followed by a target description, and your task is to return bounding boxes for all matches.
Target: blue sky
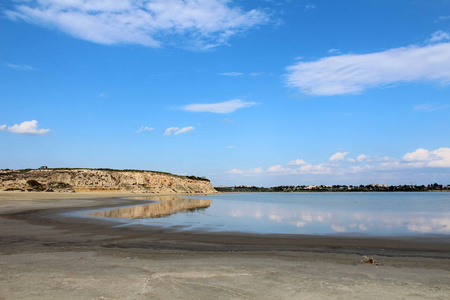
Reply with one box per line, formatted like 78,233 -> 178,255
1,0 -> 450,186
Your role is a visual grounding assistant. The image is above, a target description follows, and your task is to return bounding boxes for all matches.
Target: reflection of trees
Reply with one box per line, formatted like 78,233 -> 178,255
92,198 -> 211,219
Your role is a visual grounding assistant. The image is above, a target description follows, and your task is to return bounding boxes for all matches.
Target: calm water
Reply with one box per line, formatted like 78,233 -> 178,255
77,192 -> 450,237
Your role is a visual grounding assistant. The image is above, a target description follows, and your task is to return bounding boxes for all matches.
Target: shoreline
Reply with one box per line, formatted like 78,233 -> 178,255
1,191 -> 449,299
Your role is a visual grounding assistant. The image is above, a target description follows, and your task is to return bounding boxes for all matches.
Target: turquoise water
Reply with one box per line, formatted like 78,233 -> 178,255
83,192 -> 450,237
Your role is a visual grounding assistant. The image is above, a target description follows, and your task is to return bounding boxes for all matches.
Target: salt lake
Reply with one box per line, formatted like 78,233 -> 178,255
77,192 -> 450,238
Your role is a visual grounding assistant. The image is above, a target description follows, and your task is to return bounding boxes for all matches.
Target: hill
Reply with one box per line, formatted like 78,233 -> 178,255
0,168 -> 216,194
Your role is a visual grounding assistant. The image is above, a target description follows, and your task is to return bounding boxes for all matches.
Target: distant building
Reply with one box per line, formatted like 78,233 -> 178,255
39,166 -> 48,169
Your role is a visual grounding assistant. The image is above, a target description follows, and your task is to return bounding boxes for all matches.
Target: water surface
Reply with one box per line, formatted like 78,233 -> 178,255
78,192 -> 450,237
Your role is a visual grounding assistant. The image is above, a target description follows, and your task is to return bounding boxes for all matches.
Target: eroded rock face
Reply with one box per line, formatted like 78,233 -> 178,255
0,169 -> 217,194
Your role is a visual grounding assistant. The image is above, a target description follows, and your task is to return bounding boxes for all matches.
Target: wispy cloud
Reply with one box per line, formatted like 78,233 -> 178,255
287,158 -> 306,166
136,126 -> 155,133
286,41 -> 450,96
218,72 -> 243,76
6,63 -> 37,71
414,104 -> 450,111
226,167 -> 264,175
329,152 -> 349,162
435,16 -> 450,23
357,154 -> 370,162
174,126 -> 194,135
97,92 -> 109,98
293,164 -> 331,175
3,120 -> 50,135
164,127 -> 179,136
428,30 -> 450,43
181,99 -> 257,113
164,126 -> 194,136
267,165 -> 291,173
327,48 -> 341,55
304,4 -> 316,11
6,0 -> 268,50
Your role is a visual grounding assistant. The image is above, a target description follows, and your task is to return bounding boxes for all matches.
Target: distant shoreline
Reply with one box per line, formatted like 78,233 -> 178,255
215,190 -> 450,193
215,184 -> 450,193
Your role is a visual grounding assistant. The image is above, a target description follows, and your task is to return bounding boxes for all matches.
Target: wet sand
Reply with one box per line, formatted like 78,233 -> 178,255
0,191 -> 449,299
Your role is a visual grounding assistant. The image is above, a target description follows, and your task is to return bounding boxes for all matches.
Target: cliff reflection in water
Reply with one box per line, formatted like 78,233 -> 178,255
92,197 -> 211,219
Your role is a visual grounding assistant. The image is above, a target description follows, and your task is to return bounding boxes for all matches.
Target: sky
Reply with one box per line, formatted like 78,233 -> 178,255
1,0 -> 450,187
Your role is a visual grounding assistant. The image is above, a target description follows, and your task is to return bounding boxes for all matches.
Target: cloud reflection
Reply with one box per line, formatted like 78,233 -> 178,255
220,203 -> 450,235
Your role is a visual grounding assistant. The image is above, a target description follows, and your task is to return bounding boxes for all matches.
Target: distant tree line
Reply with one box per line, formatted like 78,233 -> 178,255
215,183 -> 450,193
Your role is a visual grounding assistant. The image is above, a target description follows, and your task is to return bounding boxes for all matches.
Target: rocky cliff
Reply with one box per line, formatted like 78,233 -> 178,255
0,169 -> 217,194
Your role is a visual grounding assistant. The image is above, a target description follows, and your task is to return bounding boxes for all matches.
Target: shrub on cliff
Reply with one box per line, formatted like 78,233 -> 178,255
26,180 -> 46,191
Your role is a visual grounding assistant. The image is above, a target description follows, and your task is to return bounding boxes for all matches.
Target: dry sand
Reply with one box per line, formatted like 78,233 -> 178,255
0,191 -> 449,299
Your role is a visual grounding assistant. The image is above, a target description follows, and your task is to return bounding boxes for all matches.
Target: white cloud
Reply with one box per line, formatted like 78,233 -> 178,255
218,72 -> 243,76
267,165 -> 290,173
374,156 -> 396,162
287,158 -> 306,165
6,0 -> 268,50
164,127 -> 179,136
164,126 -> 194,135
304,4 -> 316,11
402,148 -> 450,167
403,148 -> 431,161
174,126 -> 194,135
181,99 -> 257,113
226,167 -> 264,175
7,120 -> 50,135
357,154 -> 369,162
295,164 -> 332,175
250,72 -> 264,76
136,126 -> 155,133
226,168 -> 244,175
0,125 -> 6,131
403,148 -> 436,162
6,63 -> 37,71
348,148 -> 450,172
329,152 -> 349,162
286,42 -> 450,96
429,30 -> 450,43
224,147 -> 450,180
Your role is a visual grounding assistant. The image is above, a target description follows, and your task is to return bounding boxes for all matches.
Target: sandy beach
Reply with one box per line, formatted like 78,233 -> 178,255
0,191 -> 449,299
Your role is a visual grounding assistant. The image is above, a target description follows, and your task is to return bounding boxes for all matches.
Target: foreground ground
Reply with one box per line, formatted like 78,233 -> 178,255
0,191 -> 449,299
